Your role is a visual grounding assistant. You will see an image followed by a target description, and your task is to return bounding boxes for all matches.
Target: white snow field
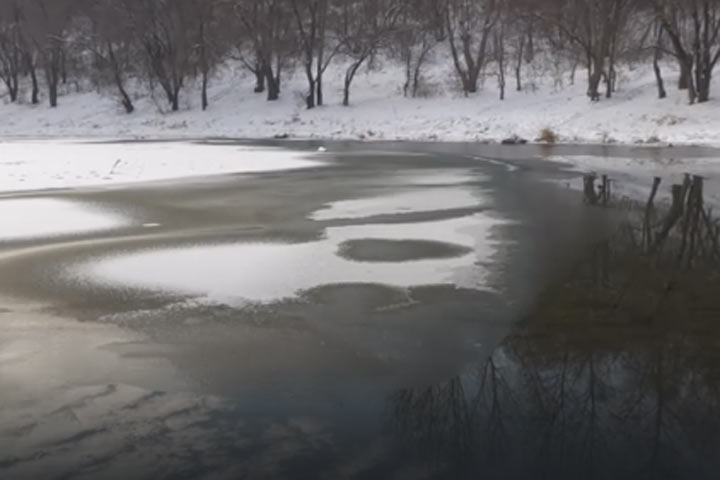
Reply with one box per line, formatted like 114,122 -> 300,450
0,141 -> 323,193
0,58 -> 719,147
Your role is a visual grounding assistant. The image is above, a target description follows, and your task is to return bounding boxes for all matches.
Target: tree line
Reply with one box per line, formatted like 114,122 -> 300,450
1,0 -> 719,113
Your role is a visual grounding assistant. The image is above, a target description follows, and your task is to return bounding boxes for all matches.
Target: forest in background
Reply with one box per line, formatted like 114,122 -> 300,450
1,0 -> 719,115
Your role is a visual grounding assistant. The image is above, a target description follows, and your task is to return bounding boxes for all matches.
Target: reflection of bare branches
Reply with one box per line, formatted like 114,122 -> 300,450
386,199 -> 720,478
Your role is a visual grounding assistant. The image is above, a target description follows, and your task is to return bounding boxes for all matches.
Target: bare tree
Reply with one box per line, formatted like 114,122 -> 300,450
84,0 -> 136,113
537,0 -> 633,101
126,0 -> 195,112
653,0 -> 720,103
233,0 -> 294,101
652,20 -> 668,99
0,1 -> 22,102
392,0 -> 443,98
290,0 -> 340,108
22,0 -> 78,107
191,0 -> 225,111
336,0 -> 402,106
445,0 -> 501,95
507,0 -> 534,92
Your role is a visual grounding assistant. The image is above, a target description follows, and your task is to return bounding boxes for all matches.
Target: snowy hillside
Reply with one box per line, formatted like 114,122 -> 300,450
1,58 -> 719,147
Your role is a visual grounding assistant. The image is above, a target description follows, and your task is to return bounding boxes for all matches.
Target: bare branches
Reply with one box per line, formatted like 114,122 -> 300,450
1,0 -> 720,112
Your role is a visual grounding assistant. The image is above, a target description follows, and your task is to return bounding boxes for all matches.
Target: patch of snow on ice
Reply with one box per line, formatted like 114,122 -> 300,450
75,214 -> 506,304
0,198 -> 126,241
398,169 -> 482,186
311,188 -> 483,221
0,141 -> 324,193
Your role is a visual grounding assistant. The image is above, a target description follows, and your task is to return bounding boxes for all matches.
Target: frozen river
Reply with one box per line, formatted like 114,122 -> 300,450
0,140 -> 718,479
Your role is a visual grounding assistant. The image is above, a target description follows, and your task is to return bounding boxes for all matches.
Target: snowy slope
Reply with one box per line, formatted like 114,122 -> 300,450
0,58 -> 719,147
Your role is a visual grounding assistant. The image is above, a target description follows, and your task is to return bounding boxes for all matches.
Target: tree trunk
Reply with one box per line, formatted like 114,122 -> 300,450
120,86 -> 134,113
587,56 -> 604,101
115,67 -> 134,113
412,55 -> 424,98
604,71 -> 612,99
254,66 -> 265,93
515,35 -> 525,92
2,77 -> 18,102
499,69 -> 505,100
653,45 -> 666,99
681,60 -> 697,104
304,62 -> 315,109
653,55 -> 667,99
403,51 -> 411,97
588,71 -> 602,101
605,59 -> 615,99
678,62 -> 690,89
697,71 -> 711,103
653,26 -> 667,99
266,67 -> 280,101
343,61 -> 363,107
48,80 -> 58,108
107,42 -> 134,113
343,74 -> 351,106
496,30 -> 505,101
466,67 -> 480,94
28,57 -> 39,105
316,75 -> 323,106
46,58 -> 59,108
60,50 -> 67,84
201,71 -> 209,110
171,91 -> 179,111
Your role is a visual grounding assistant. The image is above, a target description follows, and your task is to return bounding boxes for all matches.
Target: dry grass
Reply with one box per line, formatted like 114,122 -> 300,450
537,126 -> 558,144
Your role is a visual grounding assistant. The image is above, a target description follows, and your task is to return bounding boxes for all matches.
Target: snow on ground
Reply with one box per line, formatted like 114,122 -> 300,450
0,198 -> 127,241
1,58 -> 720,147
0,141 -> 323,193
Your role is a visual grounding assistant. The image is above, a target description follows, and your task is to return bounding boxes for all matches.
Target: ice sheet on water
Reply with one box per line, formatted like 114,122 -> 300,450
72,214 -> 507,305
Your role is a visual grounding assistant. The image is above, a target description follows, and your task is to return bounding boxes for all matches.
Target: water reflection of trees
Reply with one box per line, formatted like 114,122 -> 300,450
387,192 -> 720,479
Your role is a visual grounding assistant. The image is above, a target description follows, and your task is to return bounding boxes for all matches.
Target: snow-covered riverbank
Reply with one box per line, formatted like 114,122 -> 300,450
1,60 -> 720,148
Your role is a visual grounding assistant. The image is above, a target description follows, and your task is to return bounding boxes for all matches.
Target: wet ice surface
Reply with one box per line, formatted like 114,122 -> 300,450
73,214 -> 506,305
0,198 -> 127,241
